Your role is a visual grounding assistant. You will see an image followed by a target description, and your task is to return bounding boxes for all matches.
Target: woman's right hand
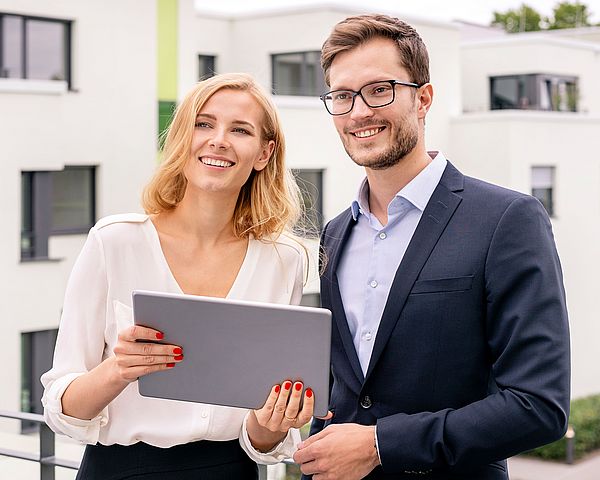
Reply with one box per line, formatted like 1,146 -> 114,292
112,325 -> 184,383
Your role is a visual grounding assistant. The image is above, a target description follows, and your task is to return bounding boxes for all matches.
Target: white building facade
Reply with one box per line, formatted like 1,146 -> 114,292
0,0 -> 157,423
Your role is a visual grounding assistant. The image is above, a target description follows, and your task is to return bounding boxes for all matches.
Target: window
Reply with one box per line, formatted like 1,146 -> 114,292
21,328 -> 58,432
198,54 -> 216,80
21,166 -> 96,260
272,51 -> 326,96
293,169 -> 324,235
490,74 -> 577,112
0,13 -> 72,87
531,166 -> 555,216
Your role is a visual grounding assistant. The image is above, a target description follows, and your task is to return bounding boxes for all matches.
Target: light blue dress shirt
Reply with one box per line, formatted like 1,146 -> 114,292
337,152 -> 448,375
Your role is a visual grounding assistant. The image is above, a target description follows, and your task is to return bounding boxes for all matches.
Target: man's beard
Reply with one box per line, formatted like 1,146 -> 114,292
343,118 -> 418,170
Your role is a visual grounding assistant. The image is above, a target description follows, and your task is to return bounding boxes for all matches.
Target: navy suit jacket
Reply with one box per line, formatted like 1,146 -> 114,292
306,162 -> 570,479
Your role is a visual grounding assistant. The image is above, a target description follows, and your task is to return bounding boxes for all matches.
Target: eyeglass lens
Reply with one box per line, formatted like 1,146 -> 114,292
324,81 -> 395,115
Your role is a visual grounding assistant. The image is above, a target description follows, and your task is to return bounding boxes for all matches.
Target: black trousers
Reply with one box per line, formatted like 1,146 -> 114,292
75,439 -> 258,480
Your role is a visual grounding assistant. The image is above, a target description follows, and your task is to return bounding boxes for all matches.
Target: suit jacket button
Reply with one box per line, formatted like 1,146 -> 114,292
360,395 -> 372,409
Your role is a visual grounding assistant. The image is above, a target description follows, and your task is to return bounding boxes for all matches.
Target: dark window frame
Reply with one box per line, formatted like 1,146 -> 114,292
0,12 -> 73,89
198,54 -> 216,80
21,166 -> 96,261
271,50 -> 326,97
490,73 -> 578,112
21,328 -> 58,433
531,165 -> 555,217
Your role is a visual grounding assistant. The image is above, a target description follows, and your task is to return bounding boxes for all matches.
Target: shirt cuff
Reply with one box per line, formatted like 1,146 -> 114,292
374,424 -> 383,466
239,411 -> 301,464
42,372 -> 108,444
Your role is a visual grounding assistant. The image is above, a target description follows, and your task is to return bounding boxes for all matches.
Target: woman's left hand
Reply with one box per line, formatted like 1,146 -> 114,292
246,380 -> 314,451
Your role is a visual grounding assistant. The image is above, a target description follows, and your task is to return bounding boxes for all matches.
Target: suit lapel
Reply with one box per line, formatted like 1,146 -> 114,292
364,162 -> 464,381
323,210 -> 365,385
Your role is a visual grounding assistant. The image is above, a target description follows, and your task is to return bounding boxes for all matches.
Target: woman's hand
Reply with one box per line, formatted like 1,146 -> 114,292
111,325 -> 184,384
246,380 -> 314,452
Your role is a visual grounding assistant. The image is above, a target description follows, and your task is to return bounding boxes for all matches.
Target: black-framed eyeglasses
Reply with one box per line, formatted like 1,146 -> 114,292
320,79 -> 421,116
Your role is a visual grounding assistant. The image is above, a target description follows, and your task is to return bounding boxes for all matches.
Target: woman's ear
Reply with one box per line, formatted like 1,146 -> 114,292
254,140 -> 275,171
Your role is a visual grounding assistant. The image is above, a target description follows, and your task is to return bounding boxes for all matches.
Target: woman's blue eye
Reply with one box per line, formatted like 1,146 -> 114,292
195,122 -> 211,128
233,128 -> 250,134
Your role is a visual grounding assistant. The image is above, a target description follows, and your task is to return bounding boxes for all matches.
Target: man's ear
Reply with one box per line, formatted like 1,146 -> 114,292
254,140 -> 275,171
417,83 -> 434,119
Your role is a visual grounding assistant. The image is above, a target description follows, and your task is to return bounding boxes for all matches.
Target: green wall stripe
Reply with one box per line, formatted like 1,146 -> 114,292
158,0 -> 178,101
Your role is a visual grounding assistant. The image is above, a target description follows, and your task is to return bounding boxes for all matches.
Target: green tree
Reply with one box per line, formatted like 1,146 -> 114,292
492,4 -> 543,33
547,1 -> 592,29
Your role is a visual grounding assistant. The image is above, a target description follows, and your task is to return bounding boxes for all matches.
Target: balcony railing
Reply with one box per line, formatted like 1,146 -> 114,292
0,410 -> 79,480
0,409 -> 292,479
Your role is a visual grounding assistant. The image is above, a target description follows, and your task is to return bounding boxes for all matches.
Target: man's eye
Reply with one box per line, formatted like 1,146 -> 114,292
333,92 -> 350,101
370,86 -> 391,95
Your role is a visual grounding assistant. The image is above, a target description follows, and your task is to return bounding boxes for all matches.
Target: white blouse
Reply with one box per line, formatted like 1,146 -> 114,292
41,213 -> 305,464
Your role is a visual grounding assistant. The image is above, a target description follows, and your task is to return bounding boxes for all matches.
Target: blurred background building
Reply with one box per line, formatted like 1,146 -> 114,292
1,0 -> 599,477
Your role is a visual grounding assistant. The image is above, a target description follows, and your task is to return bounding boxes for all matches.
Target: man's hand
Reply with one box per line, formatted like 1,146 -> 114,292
293,423 -> 380,479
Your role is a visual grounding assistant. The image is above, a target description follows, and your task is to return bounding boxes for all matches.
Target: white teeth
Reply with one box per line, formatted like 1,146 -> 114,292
354,128 -> 382,138
200,157 -> 234,168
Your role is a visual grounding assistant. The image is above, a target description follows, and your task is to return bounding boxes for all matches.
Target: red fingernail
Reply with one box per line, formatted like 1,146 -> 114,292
174,354 -> 184,361
173,347 -> 182,354
156,332 -> 164,340
306,388 -> 313,398
295,383 -> 302,391
275,385 -> 281,393
167,363 -> 175,368
284,381 -> 292,390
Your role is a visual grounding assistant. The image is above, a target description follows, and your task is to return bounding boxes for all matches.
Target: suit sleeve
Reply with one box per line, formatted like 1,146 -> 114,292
376,195 -> 570,472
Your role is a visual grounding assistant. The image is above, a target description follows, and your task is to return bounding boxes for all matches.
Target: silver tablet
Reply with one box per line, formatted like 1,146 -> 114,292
132,290 -> 331,416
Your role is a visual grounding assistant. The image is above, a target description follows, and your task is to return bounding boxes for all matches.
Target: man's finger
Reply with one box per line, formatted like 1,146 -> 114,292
315,410 -> 334,421
297,425 -> 330,449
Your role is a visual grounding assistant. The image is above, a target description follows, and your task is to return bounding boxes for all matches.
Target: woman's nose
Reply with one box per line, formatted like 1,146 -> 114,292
209,129 -> 230,149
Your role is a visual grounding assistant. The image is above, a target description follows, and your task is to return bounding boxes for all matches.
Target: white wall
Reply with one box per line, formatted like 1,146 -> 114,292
0,0 -> 157,419
461,37 -> 600,114
450,112 -> 600,398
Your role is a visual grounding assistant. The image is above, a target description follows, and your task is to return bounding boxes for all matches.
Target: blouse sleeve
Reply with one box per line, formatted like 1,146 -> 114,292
239,413 -> 302,464
40,228 -> 110,444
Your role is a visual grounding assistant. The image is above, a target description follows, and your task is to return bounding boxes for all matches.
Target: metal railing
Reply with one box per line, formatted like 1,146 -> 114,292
0,410 -> 295,480
0,410 -> 80,480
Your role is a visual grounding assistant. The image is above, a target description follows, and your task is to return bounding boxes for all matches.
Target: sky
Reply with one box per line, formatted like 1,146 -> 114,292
195,0 -> 600,25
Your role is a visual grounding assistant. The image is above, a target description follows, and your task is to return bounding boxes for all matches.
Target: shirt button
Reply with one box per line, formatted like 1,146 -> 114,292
363,331 -> 372,341
378,232 -> 387,240
360,395 -> 373,409
370,280 -> 378,288
201,411 -> 209,418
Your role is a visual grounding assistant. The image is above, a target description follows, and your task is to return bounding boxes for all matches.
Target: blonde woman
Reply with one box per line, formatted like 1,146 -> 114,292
41,73 -> 317,479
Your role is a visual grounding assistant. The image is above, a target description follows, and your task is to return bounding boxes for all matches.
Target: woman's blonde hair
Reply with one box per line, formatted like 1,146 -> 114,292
142,73 -> 301,240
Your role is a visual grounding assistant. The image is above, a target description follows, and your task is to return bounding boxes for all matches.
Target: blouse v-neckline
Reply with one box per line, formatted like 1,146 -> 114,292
144,216 -> 256,299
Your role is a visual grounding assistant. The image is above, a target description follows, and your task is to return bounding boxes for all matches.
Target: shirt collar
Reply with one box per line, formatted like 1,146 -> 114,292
350,151 -> 448,221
